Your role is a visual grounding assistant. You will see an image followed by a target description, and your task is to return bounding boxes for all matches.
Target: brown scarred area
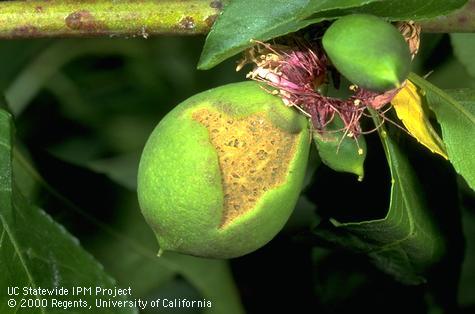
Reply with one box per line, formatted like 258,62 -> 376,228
65,10 -> 107,32
458,16 -> 468,24
205,14 -> 218,28
178,16 -> 195,30
210,0 -> 223,9
11,25 -> 39,37
192,108 -> 298,227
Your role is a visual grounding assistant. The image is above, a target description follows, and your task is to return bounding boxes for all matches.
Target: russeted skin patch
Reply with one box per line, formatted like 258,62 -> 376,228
192,108 -> 299,228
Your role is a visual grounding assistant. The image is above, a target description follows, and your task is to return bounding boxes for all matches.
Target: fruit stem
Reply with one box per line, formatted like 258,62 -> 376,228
0,0 -> 473,39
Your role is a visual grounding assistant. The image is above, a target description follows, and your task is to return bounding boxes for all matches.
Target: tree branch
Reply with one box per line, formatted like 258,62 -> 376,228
418,0 -> 475,33
0,0 -> 224,39
0,0 -> 473,39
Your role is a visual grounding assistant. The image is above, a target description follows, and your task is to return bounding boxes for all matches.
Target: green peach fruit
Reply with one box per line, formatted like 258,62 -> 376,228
137,81 -> 311,258
322,14 -> 411,92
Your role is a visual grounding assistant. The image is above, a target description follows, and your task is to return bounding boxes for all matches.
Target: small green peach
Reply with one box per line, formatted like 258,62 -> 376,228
323,14 -> 412,92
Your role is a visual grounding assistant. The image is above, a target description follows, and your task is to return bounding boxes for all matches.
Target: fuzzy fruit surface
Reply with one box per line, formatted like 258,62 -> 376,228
322,14 -> 411,92
137,81 -> 311,258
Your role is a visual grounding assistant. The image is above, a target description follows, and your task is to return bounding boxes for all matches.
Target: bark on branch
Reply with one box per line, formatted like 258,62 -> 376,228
0,0 -> 224,39
418,0 -> 475,32
0,0 -> 473,39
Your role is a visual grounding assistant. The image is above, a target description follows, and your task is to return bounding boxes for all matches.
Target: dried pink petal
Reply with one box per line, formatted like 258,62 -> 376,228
237,33 -> 414,138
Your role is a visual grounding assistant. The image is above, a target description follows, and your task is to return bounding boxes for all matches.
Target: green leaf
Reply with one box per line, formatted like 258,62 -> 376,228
97,244 -> 244,314
409,73 -> 475,191
164,253 -> 244,314
11,143 -> 245,314
451,33 -> 475,79
358,0 -> 467,20
198,0 -> 467,69
314,116 -> 445,284
314,0 -> 468,20
198,0 -> 381,70
0,108 -> 136,314
92,195 -> 245,314
313,116 -> 366,180
87,153 -> 141,191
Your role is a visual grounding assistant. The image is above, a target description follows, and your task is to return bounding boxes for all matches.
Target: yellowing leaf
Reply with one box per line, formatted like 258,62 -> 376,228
392,80 -> 448,159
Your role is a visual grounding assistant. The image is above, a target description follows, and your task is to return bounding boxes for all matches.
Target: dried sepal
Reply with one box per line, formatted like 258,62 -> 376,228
398,21 -> 421,59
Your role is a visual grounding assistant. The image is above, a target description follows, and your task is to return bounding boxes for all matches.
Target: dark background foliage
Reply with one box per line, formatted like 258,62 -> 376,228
1,30 -> 474,313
